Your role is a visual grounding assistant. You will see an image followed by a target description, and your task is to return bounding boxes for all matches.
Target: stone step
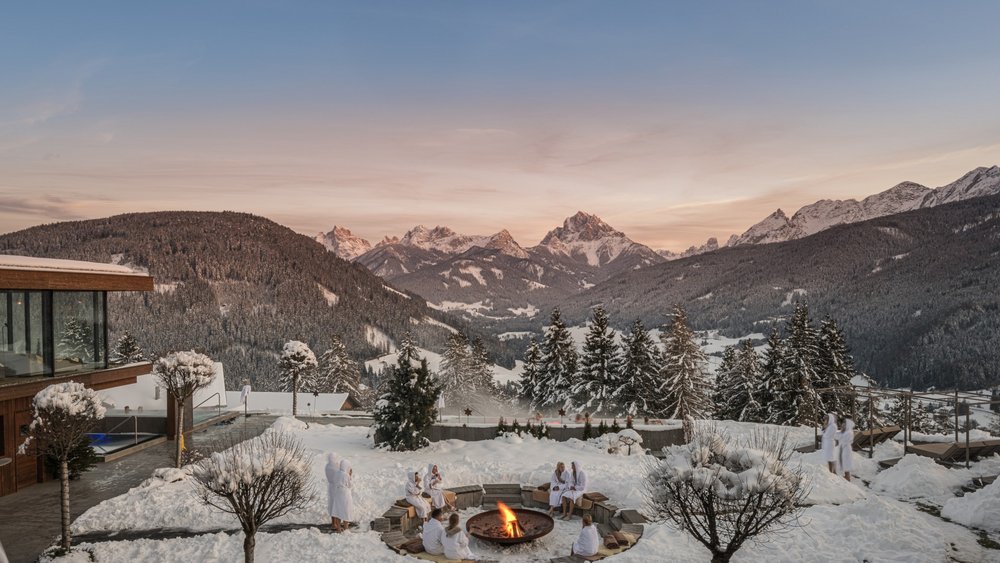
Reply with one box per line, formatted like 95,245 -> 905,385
484,483 -> 522,494
619,523 -> 644,537
610,516 -> 624,531
482,502 -> 522,510
619,509 -> 647,524
483,494 -> 523,505
448,485 -> 484,494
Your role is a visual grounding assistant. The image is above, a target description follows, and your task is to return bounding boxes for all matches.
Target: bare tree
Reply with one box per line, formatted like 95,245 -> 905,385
279,340 -> 318,417
644,426 -> 807,563
19,382 -> 106,552
193,431 -> 315,563
616,428 -> 643,455
153,350 -> 217,468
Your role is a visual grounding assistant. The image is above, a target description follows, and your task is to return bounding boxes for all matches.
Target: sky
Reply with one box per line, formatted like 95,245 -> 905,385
2,1 -> 1000,251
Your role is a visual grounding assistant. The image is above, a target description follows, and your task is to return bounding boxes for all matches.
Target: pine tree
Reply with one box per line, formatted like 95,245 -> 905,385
110,331 -> 146,365
469,337 -> 497,393
770,304 -> 821,426
660,306 -> 713,420
988,412 -> 1000,437
535,308 -> 579,411
854,376 -> 885,430
816,316 -> 856,414
58,319 -> 93,362
756,327 -> 784,424
278,340 -> 318,417
714,342 -> 762,422
571,306 -> 622,416
439,333 -> 473,402
518,339 -> 543,407
712,346 -> 740,420
315,334 -> 364,396
372,342 -> 442,451
613,319 -> 662,417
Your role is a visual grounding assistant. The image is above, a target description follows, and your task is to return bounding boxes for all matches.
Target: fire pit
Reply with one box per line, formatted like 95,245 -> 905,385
466,502 -> 555,545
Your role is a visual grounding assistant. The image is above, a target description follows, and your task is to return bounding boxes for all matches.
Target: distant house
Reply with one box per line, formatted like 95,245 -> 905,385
225,390 -> 362,414
0,255 -> 153,497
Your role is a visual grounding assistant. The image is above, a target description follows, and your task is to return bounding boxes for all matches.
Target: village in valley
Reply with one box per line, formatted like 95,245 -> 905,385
2,2 -> 1000,563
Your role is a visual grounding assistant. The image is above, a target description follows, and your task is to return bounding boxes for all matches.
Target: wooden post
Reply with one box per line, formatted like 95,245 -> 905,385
954,389 -> 959,443
965,410 -> 971,469
868,389 -> 874,459
903,392 -> 910,455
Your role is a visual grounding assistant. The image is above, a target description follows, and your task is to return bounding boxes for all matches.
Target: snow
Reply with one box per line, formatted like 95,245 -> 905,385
101,366 -> 227,412
942,477 -> 1000,532
695,292 -> 713,301
154,282 -> 180,294
0,254 -> 148,276
457,265 -> 486,285
364,346 -> 518,387
418,316 -> 459,334
381,284 -> 410,299
364,325 -> 395,352
32,381 -> 106,418
316,283 -> 339,306
868,454 -> 970,500
507,304 -> 539,317
781,288 -> 807,307
225,391 -> 351,415
498,331 -> 533,341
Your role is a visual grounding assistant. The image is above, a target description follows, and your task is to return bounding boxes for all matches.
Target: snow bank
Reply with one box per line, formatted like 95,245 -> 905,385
942,478 -> 1000,532
794,452 -> 867,505
869,454 -> 970,499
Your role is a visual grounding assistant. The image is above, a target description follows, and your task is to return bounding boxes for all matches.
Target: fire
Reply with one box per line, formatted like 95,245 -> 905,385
496,502 -> 523,538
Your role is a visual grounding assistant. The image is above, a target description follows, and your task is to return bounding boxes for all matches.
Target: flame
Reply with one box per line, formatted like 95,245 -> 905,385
496,502 -> 522,538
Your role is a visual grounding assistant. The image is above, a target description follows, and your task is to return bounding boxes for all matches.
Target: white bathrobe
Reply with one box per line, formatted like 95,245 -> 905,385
324,453 -> 341,517
549,468 -> 569,507
425,464 -> 447,509
331,460 -> 354,521
573,523 -> 600,557
442,527 -> 475,560
406,471 -> 431,519
820,413 -> 838,463
837,419 -> 855,473
422,517 -> 446,555
563,461 -> 588,503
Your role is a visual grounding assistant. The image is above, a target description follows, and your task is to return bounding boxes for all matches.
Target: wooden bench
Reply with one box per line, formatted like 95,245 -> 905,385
853,426 -> 901,451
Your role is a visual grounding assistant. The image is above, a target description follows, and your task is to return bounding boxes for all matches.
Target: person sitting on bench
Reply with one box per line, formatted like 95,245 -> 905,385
406,470 -> 432,521
422,508 -> 446,555
571,514 -> 600,557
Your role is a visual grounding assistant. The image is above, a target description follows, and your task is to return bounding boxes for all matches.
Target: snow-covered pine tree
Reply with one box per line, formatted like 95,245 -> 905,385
439,333 -> 473,402
572,306 -> 622,416
469,337 -> 497,394
712,346 -> 740,420
57,319 -> 93,362
755,327 -> 784,424
518,339 -> 543,407
278,340 -> 318,418
714,342 -> 762,422
315,334 -> 364,396
613,319 -> 662,417
660,306 -> 713,420
110,331 -> 146,365
853,375 -> 884,430
770,304 -> 822,426
535,308 -> 579,411
885,392 -> 931,432
816,316 -> 856,414
372,339 -> 442,451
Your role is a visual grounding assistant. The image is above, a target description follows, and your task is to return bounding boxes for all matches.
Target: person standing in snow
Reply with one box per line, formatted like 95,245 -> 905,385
560,461 -> 588,520
548,461 -> 568,516
422,508 -> 446,555
406,470 -> 432,521
325,453 -> 342,531
571,514 -> 600,557
442,513 -> 476,560
821,412 -> 839,474
425,463 -> 455,511
331,459 -> 354,531
836,416 -> 855,481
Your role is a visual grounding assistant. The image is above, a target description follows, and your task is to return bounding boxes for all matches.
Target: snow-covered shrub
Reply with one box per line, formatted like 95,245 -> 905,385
193,431 -> 315,563
20,381 -> 106,552
644,426 -> 807,563
153,350 -> 216,468
109,330 -> 146,365
372,335 -> 441,451
278,340 -> 318,417
616,428 -> 643,455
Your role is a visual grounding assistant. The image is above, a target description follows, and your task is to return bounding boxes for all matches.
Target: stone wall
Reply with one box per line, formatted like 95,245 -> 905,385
425,424 -> 685,451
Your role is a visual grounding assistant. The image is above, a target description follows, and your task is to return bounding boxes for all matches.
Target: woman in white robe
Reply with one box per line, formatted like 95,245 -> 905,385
820,413 -> 839,473
405,470 -> 432,520
331,459 -> 354,529
325,453 -> 342,531
442,513 -> 476,560
561,461 -> 587,520
571,515 -> 600,557
548,462 -> 568,516
836,417 -> 855,481
425,463 -> 452,510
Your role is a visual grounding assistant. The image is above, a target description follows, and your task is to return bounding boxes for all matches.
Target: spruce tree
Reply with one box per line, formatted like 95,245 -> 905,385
714,342 -> 762,422
373,342 -> 442,451
110,331 -> 146,365
535,308 -> 579,411
758,327 -> 784,424
771,304 -> 821,426
613,319 -> 662,417
572,306 -> 622,416
712,346 -> 740,420
439,333 -> 473,401
816,316 -> 856,414
518,339 -> 543,407
58,319 -> 93,362
469,337 -> 497,393
660,306 -> 713,420
315,334 -> 364,396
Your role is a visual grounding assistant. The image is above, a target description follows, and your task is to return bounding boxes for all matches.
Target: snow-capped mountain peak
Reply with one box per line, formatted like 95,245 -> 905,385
314,226 -> 373,260
729,209 -> 793,246
536,211 -> 661,267
483,229 -> 529,259
398,225 -> 496,254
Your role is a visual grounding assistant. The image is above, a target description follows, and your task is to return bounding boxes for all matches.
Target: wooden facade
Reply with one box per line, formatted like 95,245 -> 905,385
0,268 -> 153,292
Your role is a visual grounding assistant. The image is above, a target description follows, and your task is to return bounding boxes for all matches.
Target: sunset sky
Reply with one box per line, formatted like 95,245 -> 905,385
2,1 -> 1000,251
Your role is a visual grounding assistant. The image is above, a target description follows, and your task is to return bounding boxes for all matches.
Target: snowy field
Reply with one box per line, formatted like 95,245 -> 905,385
57,418 -> 1000,562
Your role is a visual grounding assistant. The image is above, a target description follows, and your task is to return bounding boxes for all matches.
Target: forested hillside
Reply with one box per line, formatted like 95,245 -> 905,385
0,212 -> 512,389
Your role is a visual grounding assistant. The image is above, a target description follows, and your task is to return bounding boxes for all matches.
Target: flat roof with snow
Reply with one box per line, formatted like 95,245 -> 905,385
0,254 -> 153,291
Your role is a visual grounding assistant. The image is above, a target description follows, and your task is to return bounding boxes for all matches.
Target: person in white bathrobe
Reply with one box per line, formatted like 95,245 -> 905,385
548,462 -> 568,516
324,453 -> 342,531
406,470 -> 432,521
331,459 -> 354,531
572,514 -> 600,557
836,416 -> 855,482
820,412 -> 839,474
561,461 -> 587,520
422,508 -> 446,555
442,513 -> 476,560
425,463 -> 454,510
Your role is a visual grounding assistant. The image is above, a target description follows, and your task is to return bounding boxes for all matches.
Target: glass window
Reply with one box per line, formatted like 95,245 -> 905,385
0,291 -> 47,376
53,291 -> 105,374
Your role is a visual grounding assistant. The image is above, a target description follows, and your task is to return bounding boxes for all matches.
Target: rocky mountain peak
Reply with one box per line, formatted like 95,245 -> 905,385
314,225 -> 372,260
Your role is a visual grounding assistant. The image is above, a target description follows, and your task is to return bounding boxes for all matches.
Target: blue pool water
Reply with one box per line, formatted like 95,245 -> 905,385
87,432 -> 161,454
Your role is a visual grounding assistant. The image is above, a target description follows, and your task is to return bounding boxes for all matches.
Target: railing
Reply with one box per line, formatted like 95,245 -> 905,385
98,415 -> 140,449
193,392 -> 223,420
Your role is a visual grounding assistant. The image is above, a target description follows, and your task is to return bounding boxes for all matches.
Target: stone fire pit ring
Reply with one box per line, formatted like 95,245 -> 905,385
466,506 -> 555,545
